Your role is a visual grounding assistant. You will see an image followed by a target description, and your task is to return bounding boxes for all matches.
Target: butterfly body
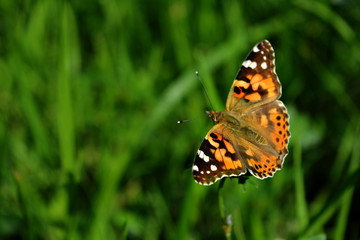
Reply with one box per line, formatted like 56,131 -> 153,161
193,40 -> 290,185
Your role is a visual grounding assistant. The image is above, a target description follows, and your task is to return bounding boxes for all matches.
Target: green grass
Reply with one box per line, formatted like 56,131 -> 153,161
1,0 -> 360,239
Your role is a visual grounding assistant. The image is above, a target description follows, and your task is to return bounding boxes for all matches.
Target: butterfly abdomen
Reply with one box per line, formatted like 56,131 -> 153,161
242,127 -> 268,145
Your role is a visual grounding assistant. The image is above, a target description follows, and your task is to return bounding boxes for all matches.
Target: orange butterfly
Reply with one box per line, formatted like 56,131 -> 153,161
193,40 -> 290,185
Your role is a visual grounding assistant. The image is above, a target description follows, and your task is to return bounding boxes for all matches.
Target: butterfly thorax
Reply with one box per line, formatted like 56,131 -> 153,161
206,110 -> 269,145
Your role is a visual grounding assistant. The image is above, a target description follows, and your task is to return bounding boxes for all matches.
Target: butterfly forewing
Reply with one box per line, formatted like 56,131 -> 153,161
226,40 -> 281,111
193,125 -> 247,185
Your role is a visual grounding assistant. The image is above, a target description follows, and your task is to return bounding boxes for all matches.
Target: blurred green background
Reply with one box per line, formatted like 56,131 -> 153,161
1,0 -> 359,239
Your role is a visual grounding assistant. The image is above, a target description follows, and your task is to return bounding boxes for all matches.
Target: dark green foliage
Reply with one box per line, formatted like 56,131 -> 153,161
0,0 -> 359,239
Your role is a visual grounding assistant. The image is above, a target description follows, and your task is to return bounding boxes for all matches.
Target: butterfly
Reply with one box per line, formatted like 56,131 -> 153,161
193,40 -> 290,185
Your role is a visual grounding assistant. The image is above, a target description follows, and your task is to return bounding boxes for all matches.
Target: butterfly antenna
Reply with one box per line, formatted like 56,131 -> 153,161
177,71 -> 213,124
177,113 -> 208,124
196,71 -> 214,111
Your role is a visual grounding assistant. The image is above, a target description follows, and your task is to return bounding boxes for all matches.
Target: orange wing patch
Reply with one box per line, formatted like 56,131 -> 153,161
267,102 -> 290,155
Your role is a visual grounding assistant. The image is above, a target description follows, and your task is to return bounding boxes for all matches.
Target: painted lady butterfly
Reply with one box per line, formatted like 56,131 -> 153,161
193,40 -> 290,185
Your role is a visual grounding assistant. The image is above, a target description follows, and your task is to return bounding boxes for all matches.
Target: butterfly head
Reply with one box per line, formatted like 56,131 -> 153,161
206,111 -> 223,123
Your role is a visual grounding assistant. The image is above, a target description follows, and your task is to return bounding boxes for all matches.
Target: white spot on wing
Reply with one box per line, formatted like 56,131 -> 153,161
243,60 -> 257,69
210,165 -> 217,171
206,170 -> 210,174
198,150 -> 204,159
253,45 -> 260,52
242,60 -> 251,68
261,62 -> 267,69
249,61 -> 257,69
193,165 -> 199,172
198,149 -> 210,162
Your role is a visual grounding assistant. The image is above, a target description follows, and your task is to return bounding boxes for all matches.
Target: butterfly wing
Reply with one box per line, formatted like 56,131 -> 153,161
193,124 -> 247,185
226,40 -> 281,112
235,100 -> 290,179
